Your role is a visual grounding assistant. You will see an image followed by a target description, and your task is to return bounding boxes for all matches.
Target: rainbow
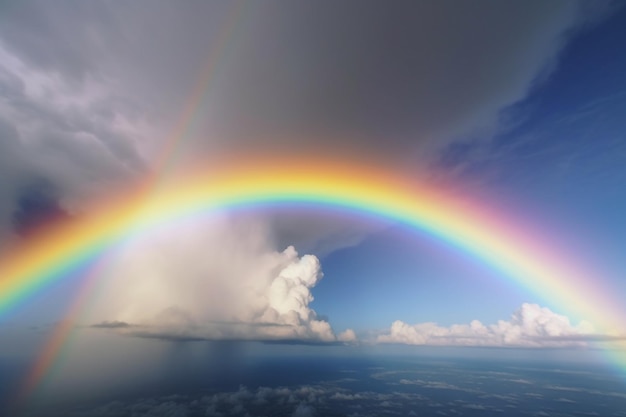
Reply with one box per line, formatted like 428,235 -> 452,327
4,2 -> 624,409
4,0 -> 623,410
3,160 -> 626,408
153,0 -> 245,176
1,160 -> 624,328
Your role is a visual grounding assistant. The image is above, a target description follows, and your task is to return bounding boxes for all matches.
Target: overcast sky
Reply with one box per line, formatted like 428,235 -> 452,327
0,1 -> 596,228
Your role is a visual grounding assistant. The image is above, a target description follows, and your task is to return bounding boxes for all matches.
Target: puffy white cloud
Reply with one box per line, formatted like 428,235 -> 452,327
378,303 -> 597,347
88,214 -> 354,343
337,329 -> 358,343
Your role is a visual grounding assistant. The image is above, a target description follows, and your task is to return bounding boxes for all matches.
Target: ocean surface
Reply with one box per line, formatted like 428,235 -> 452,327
2,340 -> 625,417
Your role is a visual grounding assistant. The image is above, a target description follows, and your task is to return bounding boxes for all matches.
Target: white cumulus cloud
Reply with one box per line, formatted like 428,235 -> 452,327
88,214 -> 353,343
337,329 -> 357,343
378,303 -> 597,347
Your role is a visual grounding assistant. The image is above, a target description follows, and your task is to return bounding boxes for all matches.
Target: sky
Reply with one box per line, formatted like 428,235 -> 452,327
1,0 -> 626,395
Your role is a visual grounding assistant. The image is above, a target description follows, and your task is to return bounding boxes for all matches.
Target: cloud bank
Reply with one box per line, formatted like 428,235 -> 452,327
378,303 -> 598,347
88,215 -> 353,343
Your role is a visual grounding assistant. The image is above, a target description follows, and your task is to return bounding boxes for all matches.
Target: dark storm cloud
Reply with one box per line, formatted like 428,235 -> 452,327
11,179 -> 71,236
0,0 -> 598,164
0,5 -> 149,237
0,1 -> 603,233
207,1 -> 583,156
0,116 -> 26,237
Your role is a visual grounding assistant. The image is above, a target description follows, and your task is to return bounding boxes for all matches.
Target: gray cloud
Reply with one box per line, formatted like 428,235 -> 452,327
0,1 -> 595,165
0,0 -> 603,269
0,1 -> 600,233
11,178 -> 71,236
203,1 -> 582,155
0,36 -> 148,239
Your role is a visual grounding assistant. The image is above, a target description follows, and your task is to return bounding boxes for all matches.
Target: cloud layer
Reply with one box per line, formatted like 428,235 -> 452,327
51,363 -> 626,417
0,1 -> 594,239
378,303 -> 597,347
0,37 -> 148,239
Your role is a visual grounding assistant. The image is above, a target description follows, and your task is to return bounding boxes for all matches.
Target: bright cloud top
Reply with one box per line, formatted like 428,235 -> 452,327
378,303 -> 597,348
90,215 -> 350,342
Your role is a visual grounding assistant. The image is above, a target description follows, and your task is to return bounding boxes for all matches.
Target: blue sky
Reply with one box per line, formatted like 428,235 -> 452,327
312,4 -> 626,335
314,224 -> 533,332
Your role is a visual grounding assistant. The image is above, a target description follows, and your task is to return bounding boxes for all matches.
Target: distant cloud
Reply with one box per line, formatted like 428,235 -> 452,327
378,303 -> 600,347
337,329 -> 357,343
90,321 -> 130,329
292,403 -> 315,417
67,384 -> 429,417
60,369 -> 626,417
